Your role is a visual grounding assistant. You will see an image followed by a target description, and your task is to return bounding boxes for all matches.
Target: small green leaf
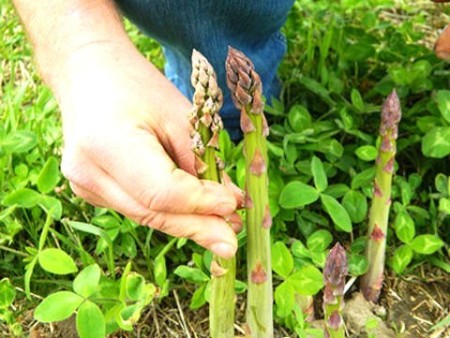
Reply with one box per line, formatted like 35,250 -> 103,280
38,248 -> 78,275
279,181 -> 319,209
154,255 -> 167,287
2,188 -> 41,208
288,105 -> 312,132
306,230 -> 332,252
351,167 -> 376,190
439,198 -> 450,215
190,284 -> 207,310
275,281 -> 295,318
351,88 -> 364,111
394,211 -> 415,244
422,127 -> 450,158
73,264 -> 101,298
2,131 -> 37,153
34,291 -> 83,322
410,235 -> 444,255
436,90 -> 450,123
320,194 -> 352,232
289,265 -> 324,296
311,156 -> 328,192
310,251 -> 327,268
174,266 -> 209,284
434,173 -> 448,195
0,278 -> 16,308
291,240 -> 310,259
355,145 -> 378,161
37,157 -> 61,194
392,245 -> 413,274
39,196 -> 63,220
76,301 -> 106,338
324,184 -> 350,199
342,190 -> 368,223
272,241 -> 294,279
125,273 -> 145,301
348,253 -> 369,276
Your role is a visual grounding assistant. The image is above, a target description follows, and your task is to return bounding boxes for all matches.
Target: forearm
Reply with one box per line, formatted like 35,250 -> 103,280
13,0 -> 142,90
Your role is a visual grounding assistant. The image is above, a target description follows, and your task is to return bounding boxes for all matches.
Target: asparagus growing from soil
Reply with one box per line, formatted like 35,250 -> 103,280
360,90 -> 402,303
323,243 -> 348,338
226,47 -> 273,338
190,50 -> 236,338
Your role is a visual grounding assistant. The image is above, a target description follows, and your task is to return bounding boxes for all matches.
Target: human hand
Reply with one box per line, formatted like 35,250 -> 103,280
57,44 -> 243,259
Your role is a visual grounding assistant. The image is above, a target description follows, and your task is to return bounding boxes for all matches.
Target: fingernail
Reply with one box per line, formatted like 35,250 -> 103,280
210,242 -> 236,259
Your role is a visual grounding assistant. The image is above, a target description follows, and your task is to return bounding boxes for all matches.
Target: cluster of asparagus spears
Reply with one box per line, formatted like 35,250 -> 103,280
188,47 -> 401,337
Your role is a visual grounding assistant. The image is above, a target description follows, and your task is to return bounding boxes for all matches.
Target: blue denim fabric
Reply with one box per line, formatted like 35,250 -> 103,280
114,0 -> 294,140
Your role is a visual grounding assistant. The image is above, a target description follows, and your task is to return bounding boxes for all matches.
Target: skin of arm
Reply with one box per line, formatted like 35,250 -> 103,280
13,0 -> 242,258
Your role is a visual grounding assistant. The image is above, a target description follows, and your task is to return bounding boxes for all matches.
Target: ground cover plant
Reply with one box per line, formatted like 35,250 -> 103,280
1,0 -> 449,337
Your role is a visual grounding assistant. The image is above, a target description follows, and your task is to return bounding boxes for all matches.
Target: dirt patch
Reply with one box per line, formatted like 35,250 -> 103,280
383,267 -> 450,338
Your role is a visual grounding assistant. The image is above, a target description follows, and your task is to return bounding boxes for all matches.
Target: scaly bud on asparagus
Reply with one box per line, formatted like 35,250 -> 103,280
360,90 -> 402,303
323,243 -> 348,338
190,50 -> 236,338
226,47 -> 272,338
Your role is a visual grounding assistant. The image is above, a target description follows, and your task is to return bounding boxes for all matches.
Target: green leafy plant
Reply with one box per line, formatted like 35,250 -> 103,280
189,50 -> 236,338
421,90 -> 450,158
0,278 -> 22,336
34,262 -> 156,338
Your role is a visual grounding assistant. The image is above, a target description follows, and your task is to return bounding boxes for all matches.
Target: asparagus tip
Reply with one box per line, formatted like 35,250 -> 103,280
380,89 -> 402,139
324,243 -> 348,287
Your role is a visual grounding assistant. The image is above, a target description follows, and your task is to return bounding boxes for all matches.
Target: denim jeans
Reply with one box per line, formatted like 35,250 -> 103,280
114,0 -> 294,139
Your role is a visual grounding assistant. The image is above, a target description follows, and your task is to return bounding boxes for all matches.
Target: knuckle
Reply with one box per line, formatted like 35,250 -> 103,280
61,151 -> 99,194
139,211 -> 167,232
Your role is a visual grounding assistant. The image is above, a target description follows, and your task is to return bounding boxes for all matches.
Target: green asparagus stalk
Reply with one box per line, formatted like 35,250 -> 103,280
360,89 -> 402,303
323,243 -> 348,338
226,47 -> 273,338
190,50 -> 236,338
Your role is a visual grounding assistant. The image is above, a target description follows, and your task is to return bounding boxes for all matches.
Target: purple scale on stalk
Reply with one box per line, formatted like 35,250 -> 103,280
373,180 -> 383,197
380,134 -> 393,152
250,148 -> 267,176
370,224 -> 385,241
262,204 -> 272,229
210,260 -> 227,277
328,311 -> 342,330
250,262 -> 267,284
240,110 -> 256,133
383,157 -> 395,173
244,192 -> 254,209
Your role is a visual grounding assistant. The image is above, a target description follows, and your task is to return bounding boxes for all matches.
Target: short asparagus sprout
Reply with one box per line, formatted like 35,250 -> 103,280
226,47 -> 272,338
323,243 -> 348,338
190,49 -> 236,338
360,90 -> 402,303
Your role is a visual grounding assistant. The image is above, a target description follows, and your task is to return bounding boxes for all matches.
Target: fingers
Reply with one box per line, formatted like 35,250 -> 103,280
62,149 -> 239,258
225,212 -> 243,233
223,172 -> 245,208
88,131 -> 241,217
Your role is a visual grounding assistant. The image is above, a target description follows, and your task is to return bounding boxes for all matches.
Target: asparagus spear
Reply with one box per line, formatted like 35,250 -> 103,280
360,90 -> 402,303
323,243 -> 348,338
190,50 -> 236,338
226,47 -> 273,338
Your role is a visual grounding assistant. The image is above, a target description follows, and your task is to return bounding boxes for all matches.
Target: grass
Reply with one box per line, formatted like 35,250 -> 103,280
1,0 -> 449,337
